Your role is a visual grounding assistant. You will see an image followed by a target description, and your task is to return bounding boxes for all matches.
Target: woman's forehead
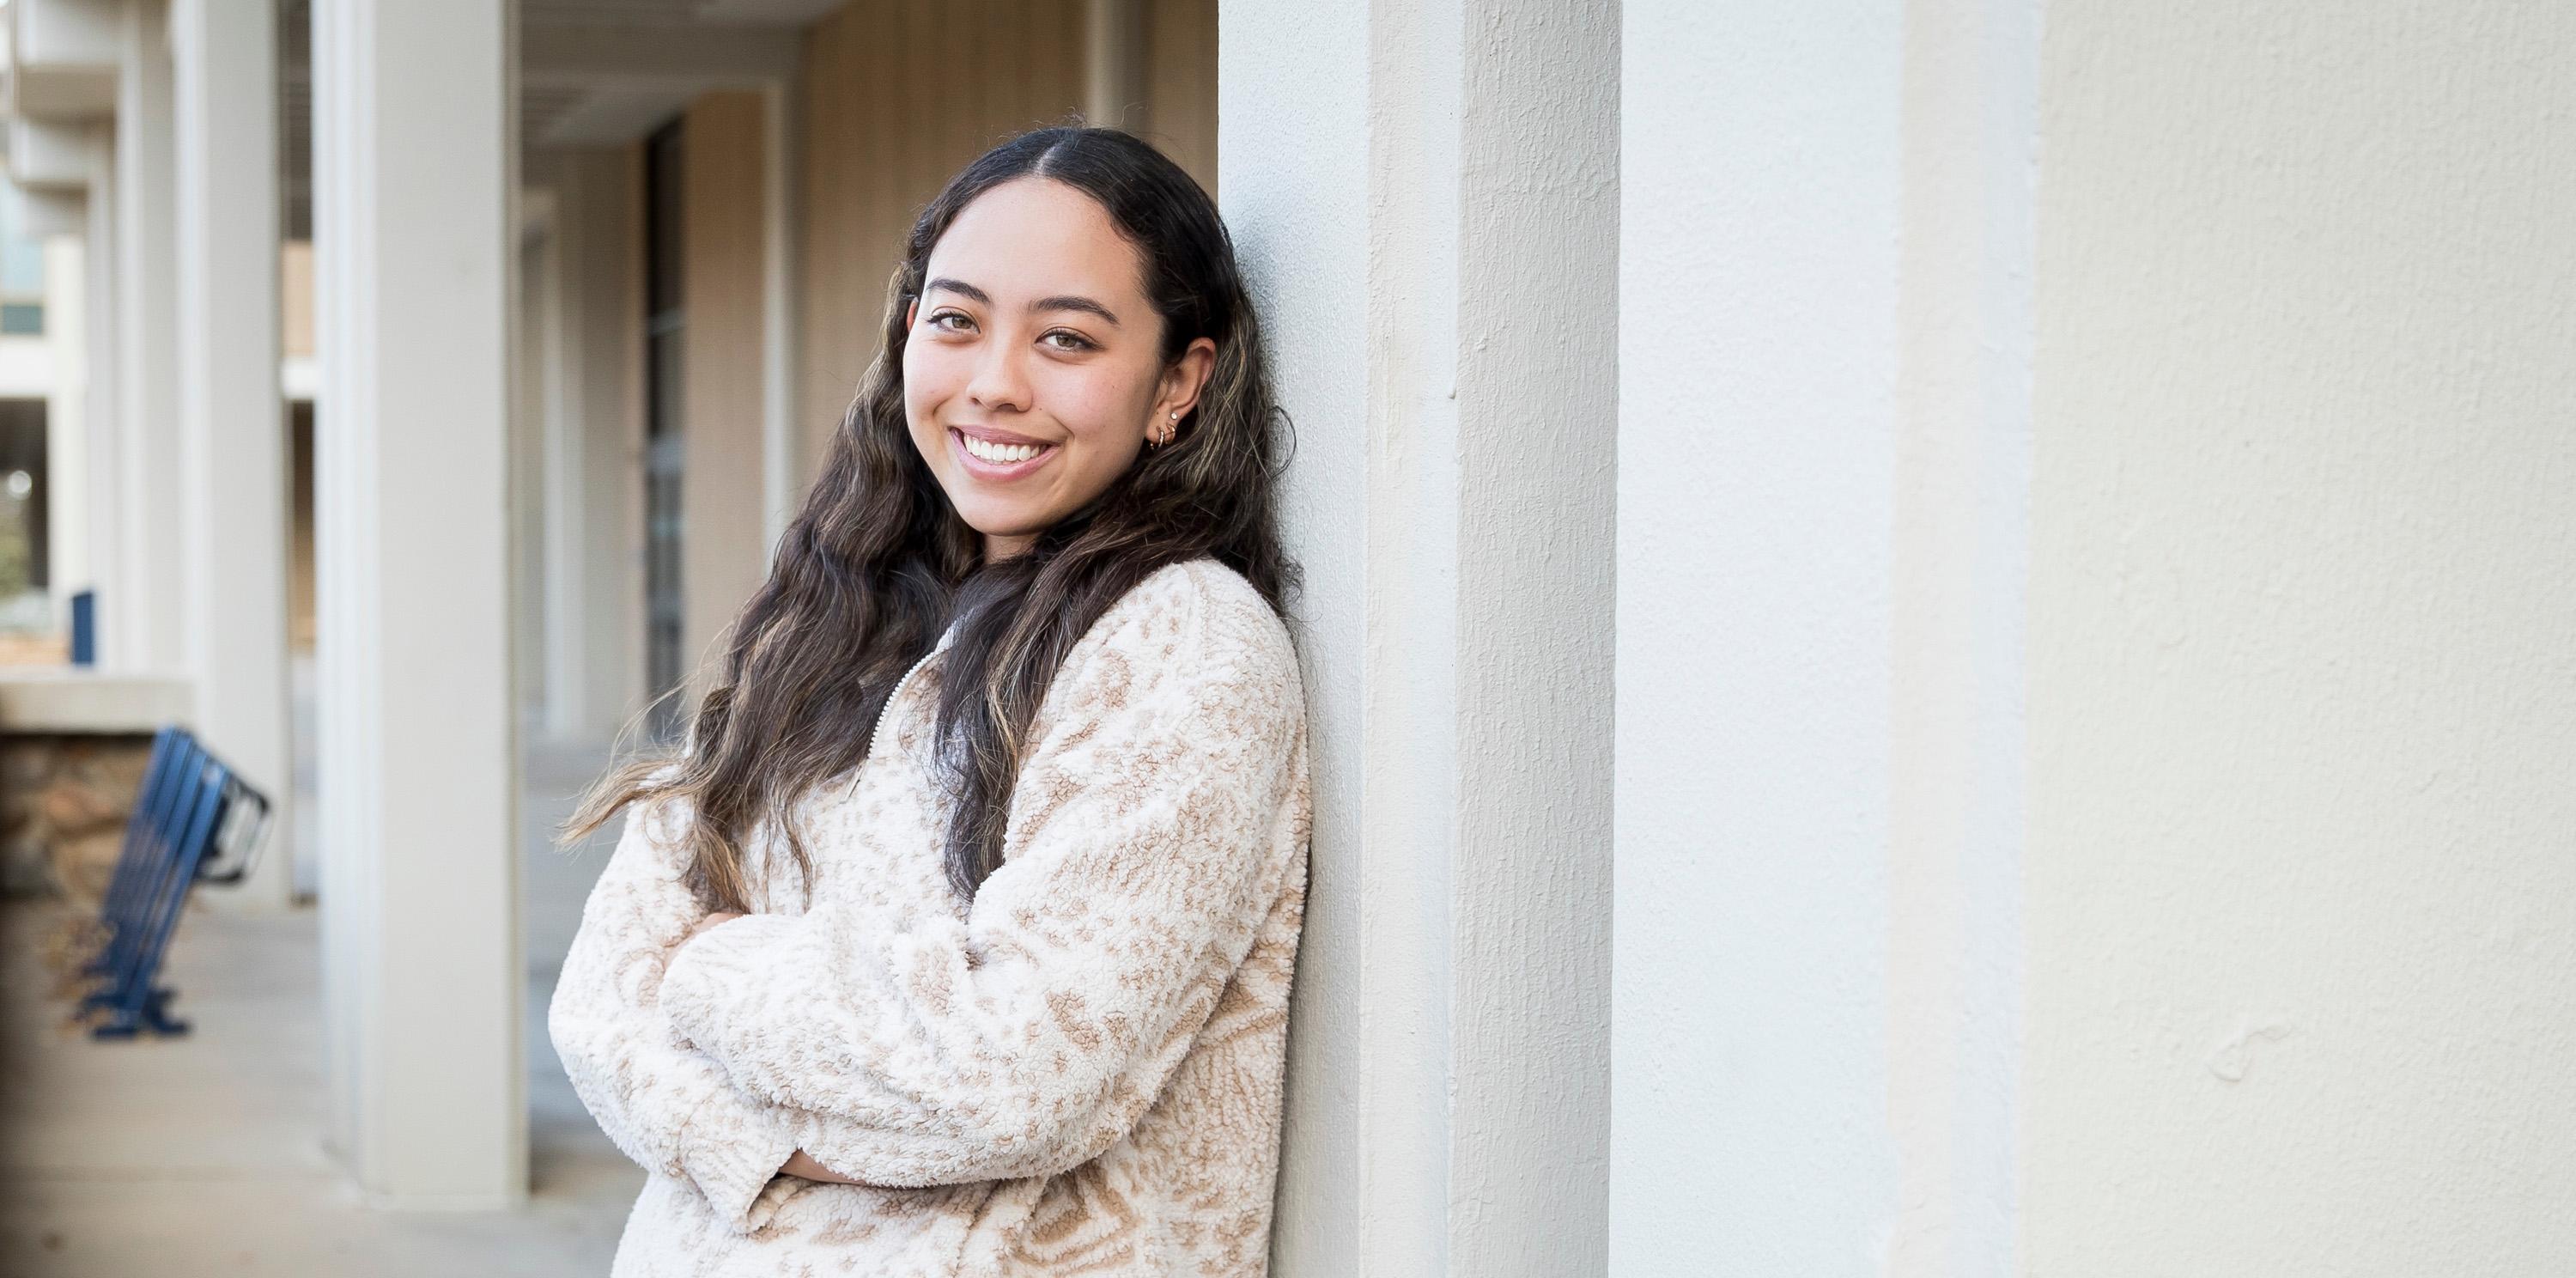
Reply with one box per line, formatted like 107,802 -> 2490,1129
927,179 -> 1145,305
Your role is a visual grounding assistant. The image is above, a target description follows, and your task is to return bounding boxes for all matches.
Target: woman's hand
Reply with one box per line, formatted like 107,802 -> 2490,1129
679,910 -> 744,949
781,1149 -> 872,1185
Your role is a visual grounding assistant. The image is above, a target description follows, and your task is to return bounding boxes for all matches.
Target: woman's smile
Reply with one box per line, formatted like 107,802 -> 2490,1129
950,423 -> 1060,479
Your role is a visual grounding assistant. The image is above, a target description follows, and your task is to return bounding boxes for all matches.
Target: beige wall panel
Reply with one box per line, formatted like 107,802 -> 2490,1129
1145,0 -> 1216,190
1023,2 -> 1083,135
513,228 -> 550,719
2027,4 -> 2576,1274
796,1 -> 872,482
540,142 -> 648,740
794,0 -> 1213,484
680,91 -> 772,682
601,142 -> 649,732
280,240 -> 315,359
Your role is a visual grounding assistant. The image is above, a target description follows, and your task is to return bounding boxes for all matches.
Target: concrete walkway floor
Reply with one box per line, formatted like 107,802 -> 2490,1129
0,740 -> 646,1276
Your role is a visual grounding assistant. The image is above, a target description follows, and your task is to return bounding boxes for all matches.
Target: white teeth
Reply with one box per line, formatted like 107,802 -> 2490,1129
961,434 -> 1044,464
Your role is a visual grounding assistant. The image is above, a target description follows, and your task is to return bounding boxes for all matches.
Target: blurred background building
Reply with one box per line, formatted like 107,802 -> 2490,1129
0,0 -> 2568,1275
0,0 -> 1219,1269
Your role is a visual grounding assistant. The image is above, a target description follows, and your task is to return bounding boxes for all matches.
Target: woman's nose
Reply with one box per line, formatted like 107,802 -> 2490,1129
964,340 -> 1032,413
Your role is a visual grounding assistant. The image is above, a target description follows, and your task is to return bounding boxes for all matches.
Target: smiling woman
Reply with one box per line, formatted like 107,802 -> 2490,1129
902,177 -> 1217,560
546,127 -> 1309,1278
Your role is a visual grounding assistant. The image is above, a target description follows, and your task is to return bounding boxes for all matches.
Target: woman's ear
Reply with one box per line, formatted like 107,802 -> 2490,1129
1158,337 -> 1219,422
904,298 -> 918,330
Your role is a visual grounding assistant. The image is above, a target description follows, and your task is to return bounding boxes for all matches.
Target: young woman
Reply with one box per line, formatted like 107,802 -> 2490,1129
549,127 -> 1309,1276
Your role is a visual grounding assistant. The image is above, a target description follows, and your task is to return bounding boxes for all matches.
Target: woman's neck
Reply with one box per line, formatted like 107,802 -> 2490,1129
983,532 -> 1036,563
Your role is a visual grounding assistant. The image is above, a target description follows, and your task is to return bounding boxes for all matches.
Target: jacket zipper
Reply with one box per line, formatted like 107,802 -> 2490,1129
866,628 -> 954,765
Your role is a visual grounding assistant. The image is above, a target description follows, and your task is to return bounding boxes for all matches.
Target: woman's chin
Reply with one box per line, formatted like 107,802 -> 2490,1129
955,510 -> 1053,555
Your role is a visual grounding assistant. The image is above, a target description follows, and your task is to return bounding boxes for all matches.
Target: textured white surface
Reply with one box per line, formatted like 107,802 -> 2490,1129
1220,4 -> 1366,1271
1613,0 -> 1905,1272
111,0 -> 183,674
1885,0 -> 2035,1273
1225,1 -> 1614,1272
2026,4 -> 2576,1272
42,237 -> 88,630
0,669 -> 191,732
311,0 -> 523,1205
1445,4 -> 1617,1276
173,0 -> 295,910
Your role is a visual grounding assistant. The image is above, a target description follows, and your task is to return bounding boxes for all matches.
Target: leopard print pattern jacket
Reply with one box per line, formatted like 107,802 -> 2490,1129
549,561 -> 1310,1276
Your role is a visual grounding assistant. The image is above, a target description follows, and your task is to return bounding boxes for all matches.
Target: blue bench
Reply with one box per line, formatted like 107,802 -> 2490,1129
70,726 -> 273,1040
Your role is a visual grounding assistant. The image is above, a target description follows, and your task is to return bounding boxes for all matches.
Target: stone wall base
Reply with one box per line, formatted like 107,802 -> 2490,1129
1,734 -> 157,902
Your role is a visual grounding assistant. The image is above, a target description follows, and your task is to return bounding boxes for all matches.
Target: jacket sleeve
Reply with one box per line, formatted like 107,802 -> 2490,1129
657,574 -> 1305,1187
545,791 -> 808,1232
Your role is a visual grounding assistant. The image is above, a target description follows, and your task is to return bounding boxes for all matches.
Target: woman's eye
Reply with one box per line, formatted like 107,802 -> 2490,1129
926,310 -> 974,332
1041,330 -> 1097,352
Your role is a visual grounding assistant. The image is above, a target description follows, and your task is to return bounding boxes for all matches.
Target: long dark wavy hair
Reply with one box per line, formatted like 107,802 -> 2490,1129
565,126 -> 1294,907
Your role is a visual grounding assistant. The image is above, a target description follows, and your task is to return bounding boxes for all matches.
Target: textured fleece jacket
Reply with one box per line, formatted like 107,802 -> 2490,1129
548,561 -> 1310,1277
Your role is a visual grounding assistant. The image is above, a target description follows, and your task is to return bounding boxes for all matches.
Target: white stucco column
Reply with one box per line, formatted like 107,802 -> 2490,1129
1223,2 -> 1618,1272
4,143 -> 106,632
1611,0 -> 2036,1274
526,177 -> 580,742
169,0 -> 293,909
312,0 -> 523,1206
79,125 -> 122,654
41,235 -> 89,629
110,0 -> 183,672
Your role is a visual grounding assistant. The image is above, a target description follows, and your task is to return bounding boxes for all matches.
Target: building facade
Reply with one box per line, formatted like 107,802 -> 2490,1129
4,0 -> 2573,1274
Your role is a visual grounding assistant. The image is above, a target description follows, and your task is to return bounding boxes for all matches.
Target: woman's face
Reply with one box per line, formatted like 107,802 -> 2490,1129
903,178 -> 1214,560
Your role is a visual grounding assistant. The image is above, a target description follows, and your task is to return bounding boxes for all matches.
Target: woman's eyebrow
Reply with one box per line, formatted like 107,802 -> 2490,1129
926,277 -> 1119,327
1033,295 -> 1121,326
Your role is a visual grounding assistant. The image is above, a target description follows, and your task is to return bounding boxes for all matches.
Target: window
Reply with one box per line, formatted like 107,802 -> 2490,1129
643,119 -> 687,739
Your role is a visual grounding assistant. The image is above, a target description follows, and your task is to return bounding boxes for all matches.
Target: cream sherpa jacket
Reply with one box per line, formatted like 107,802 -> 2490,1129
549,561 -> 1309,1277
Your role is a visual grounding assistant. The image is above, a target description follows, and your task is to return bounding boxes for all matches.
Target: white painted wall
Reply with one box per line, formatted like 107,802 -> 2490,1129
10,0 -> 124,75
79,125 -> 119,651
41,235 -> 85,621
1219,4 -> 1365,1269
0,335 -> 58,395
171,0 -> 294,910
1885,1 -> 2035,1271
2024,4 -> 2576,1273
1226,1 -> 1615,1273
110,0 -> 181,672
1615,2 -> 2038,1275
312,0 -> 523,1207
1614,0 -> 1903,1269
1443,1 -> 1617,1269
1231,2 -> 2576,1273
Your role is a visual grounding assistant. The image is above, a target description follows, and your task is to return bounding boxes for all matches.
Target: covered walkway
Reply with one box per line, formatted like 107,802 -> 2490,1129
0,745 -> 634,1274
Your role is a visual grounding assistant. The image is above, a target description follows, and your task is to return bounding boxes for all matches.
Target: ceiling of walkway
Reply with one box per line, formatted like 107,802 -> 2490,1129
275,0 -> 846,239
